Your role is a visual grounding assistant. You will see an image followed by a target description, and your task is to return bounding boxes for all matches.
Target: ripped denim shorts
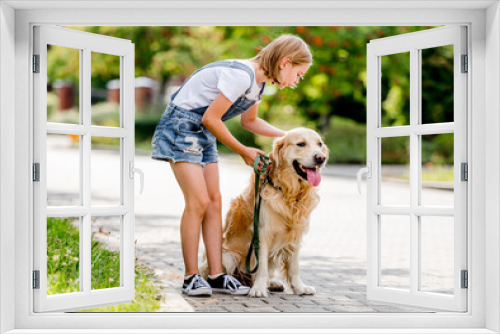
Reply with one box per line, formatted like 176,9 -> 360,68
151,104 -> 218,167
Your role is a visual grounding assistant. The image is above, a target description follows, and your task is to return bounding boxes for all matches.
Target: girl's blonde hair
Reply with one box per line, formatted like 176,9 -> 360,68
251,34 -> 312,84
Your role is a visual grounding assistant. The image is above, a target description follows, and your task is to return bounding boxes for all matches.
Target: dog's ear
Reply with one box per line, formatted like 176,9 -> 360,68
269,137 -> 285,169
321,137 -> 331,161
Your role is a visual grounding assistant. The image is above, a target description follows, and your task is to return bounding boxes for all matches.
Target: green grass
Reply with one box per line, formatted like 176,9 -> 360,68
47,217 -> 81,294
47,217 -> 164,312
421,165 -> 454,182
399,165 -> 454,182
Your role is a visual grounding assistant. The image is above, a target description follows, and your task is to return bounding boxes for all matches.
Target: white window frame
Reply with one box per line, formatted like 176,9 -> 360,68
33,25 -> 136,313
366,26 -> 468,312
0,1 -> 499,333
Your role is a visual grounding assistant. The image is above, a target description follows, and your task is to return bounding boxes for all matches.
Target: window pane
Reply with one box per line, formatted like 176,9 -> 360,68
47,133 -> 80,206
421,45 -> 454,124
91,137 -> 121,206
91,52 -> 121,127
381,52 -> 410,127
380,215 -> 411,290
91,216 -> 121,290
47,217 -> 81,295
420,216 -> 454,294
421,134 -> 454,207
47,45 -> 80,124
381,136 -> 410,206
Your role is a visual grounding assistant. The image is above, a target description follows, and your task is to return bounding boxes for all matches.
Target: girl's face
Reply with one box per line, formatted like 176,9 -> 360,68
276,60 -> 311,89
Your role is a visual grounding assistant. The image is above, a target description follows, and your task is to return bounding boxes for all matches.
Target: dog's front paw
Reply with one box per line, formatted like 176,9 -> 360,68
293,285 -> 316,295
249,284 -> 269,298
269,279 -> 285,292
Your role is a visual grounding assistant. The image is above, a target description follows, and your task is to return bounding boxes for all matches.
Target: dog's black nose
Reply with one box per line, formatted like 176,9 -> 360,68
314,153 -> 326,165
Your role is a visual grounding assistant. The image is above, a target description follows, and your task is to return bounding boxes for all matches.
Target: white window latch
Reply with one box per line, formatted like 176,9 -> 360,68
357,162 -> 372,194
129,161 -> 144,194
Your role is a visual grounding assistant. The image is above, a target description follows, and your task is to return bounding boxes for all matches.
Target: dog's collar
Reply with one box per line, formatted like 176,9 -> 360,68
263,172 -> 282,191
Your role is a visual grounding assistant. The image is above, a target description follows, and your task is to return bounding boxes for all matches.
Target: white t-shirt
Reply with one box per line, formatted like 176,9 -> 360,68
170,59 -> 265,110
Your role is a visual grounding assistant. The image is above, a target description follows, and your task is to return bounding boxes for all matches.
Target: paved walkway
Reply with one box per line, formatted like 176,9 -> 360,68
47,138 -> 454,313
131,152 -> 452,313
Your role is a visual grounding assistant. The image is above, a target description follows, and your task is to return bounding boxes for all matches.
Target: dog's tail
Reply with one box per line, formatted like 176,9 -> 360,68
222,250 -> 254,287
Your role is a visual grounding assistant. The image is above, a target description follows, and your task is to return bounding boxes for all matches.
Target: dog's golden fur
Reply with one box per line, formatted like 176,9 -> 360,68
201,127 -> 329,297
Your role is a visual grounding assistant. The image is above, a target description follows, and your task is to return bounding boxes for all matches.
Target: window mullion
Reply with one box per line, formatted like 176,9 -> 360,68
45,206 -> 129,217
410,48 -> 420,295
372,205 -> 454,216
82,47 -> 92,294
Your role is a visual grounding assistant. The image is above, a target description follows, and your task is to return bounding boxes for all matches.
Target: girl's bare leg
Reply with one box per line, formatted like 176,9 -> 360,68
169,162 -> 209,276
201,162 -> 224,276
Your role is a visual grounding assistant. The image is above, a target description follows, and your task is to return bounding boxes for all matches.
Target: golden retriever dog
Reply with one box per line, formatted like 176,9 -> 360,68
201,127 -> 329,297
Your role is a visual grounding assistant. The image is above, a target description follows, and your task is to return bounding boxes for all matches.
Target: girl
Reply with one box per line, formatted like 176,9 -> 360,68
151,34 -> 312,296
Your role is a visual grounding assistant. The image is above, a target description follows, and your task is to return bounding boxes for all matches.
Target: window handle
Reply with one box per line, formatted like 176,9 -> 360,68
129,162 -> 144,194
357,162 -> 372,194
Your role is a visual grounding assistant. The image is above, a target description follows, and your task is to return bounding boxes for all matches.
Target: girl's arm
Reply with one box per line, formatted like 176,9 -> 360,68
240,104 -> 286,137
202,93 -> 265,167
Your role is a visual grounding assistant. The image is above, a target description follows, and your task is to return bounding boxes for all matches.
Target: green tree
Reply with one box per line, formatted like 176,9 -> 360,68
52,26 -> 453,134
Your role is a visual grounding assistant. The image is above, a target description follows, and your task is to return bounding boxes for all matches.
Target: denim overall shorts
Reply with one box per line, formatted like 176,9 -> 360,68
151,60 -> 266,167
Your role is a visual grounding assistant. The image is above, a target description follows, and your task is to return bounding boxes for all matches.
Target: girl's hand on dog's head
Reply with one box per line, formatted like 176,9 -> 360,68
240,146 -> 266,170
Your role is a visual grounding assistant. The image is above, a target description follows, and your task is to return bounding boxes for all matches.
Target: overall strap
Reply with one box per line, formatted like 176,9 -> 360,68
170,60 -> 256,102
257,81 -> 267,100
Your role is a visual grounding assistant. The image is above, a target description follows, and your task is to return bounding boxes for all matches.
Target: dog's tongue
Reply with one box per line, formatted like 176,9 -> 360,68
305,168 -> 321,187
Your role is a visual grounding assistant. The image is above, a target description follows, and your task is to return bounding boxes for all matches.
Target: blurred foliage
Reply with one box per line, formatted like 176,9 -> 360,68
48,26 -> 456,164
323,116 -> 367,164
381,52 -> 411,127
380,133 -> 454,165
47,92 -> 61,120
421,45 -> 454,124
422,133 -> 454,165
381,136 -> 410,164
90,102 -> 121,127
47,45 -> 80,88
217,117 -> 260,154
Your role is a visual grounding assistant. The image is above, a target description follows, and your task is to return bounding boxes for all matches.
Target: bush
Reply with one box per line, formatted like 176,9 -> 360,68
323,116 -> 367,164
422,133 -> 453,165
90,102 -> 120,127
217,117 -> 259,153
47,92 -> 60,120
47,107 -> 80,124
135,114 -> 162,151
380,136 -> 410,164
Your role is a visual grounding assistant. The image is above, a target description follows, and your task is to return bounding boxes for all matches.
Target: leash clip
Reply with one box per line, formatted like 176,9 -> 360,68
253,155 -> 271,175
